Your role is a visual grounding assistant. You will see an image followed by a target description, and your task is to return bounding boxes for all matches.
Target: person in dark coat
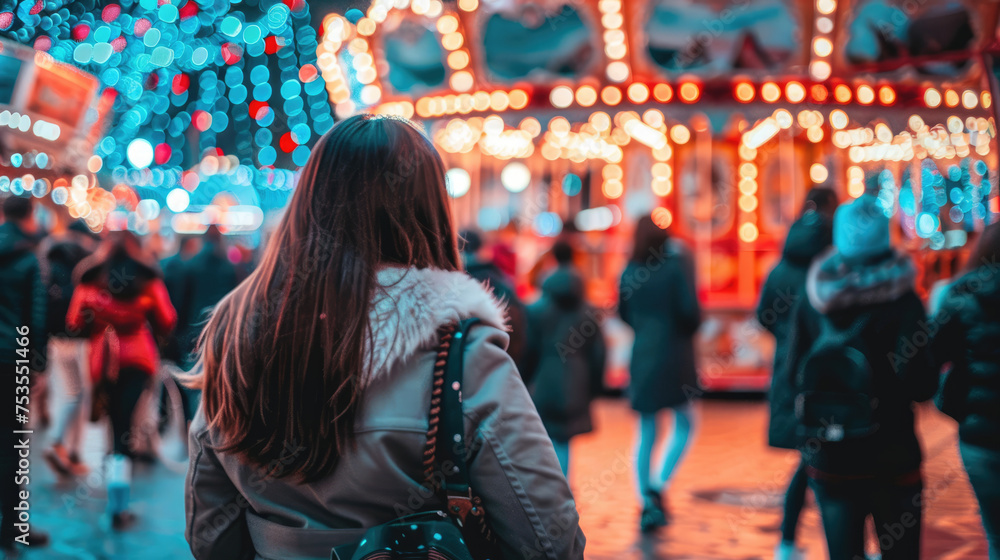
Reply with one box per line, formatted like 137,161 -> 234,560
160,234 -> 200,364
521,241 -> 606,476
0,196 -> 50,552
786,194 -> 938,560
41,220 -> 100,478
932,222 -> 1000,560
756,187 -> 836,560
618,216 -> 701,532
460,229 -> 527,370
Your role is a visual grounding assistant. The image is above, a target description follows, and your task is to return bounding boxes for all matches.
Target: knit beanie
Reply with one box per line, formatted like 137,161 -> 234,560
833,194 -> 891,260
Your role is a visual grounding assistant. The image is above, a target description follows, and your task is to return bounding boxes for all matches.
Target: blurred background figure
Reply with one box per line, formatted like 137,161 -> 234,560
460,228 -> 526,369
618,216 -> 701,533
41,219 -> 101,478
166,225 -> 238,428
67,231 -> 176,529
933,222 -> 1000,560
756,187 -> 836,560
788,194 -> 937,559
521,240 -> 606,476
0,196 -> 50,553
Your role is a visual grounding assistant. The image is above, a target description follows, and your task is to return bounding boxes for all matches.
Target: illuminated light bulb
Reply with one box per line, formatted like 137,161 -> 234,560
947,116 -> 963,134
605,42 -> 628,60
357,18 -> 376,35
447,50 -> 469,69
603,29 -> 625,45
87,155 -> 104,173
602,179 -> 624,199
811,84 -> 829,102
739,162 -> 758,179
738,194 -> 759,212
575,86 -> 598,107
830,109 -> 849,129
601,86 -> 622,106
834,85 -> 854,104
856,85 -> 875,105
627,83 -> 650,104
606,61 -> 630,83
761,82 -> 780,103
807,126 -> 824,143
738,145 -> 757,160
436,15 -> 459,34
848,180 -> 865,198
450,71 -> 474,92
925,88 -> 942,108
361,84 -> 382,104
416,97 -> 432,117
653,144 -> 673,161
549,117 -> 571,136
598,0 -> 621,14
774,109 -> 793,129
643,109 -> 665,129
166,188 -> 190,213
519,117 -> 541,137
810,61 -> 832,81
651,162 -> 671,179
877,85 -> 896,105
678,83 -> 700,103
738,222 -> 759,243
945,89 -> 960,108
458,0 -> 477,11
670,125 -> 691,144
963,90 -> 979,109
735,82 -> 755,103
508,89 -> 529,109
590,112 -> 611,132
489,91 -> 510,111
500,162 -> 531,192
652,83 -> 673,103
651,178 -> 672,196
445,168 -> 471,198
550,86 -> 574,109
786,82 -> 806,103
602,164 -> 623,180
127,139 -> 154,169
652,207 -> 673,228
471,91 -> 490,111
810,163 -> 829,183
813,37 -> 833,57
983,91 -> 992,109
601,12 -> 623,29
816,0 -> 836,15
441,32 -> 464,51
816,16 -> 833,34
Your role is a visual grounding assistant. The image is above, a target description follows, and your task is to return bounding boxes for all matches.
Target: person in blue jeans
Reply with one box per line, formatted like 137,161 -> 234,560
933,221 -> 1000,559
619,216 -> 701,532
786,194 -> 938,559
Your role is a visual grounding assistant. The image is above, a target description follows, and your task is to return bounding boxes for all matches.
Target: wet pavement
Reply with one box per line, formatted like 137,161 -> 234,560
9,398 -> 990,559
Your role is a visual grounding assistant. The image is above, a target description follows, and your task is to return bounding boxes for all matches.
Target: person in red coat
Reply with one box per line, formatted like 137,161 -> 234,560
66,230 -> 176,529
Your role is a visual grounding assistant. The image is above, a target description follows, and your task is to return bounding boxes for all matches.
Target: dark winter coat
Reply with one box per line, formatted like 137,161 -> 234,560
619,240 -> 701,412
466,259 -> 527,369
43,239 -> 92,338
933,263 -> 1000,450
787,249 -> 938,478
757,212 -> 832,449
522,266 -> 606,441
0,222 -> 47,370
170,243 -> 239,368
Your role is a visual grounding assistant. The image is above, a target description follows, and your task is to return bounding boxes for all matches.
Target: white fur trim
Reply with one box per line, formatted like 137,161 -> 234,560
365,267 -> 508,385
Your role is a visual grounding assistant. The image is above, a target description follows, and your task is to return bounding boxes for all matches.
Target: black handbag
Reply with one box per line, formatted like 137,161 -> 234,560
334,318 -> 500,560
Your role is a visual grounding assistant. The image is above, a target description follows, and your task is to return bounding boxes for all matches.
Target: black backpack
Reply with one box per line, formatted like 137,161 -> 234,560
333,318 -> 500,560
794,312 -> 880,443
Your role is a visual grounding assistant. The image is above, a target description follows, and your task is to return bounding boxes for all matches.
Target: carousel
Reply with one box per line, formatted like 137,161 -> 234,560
314,0 -> 1000,391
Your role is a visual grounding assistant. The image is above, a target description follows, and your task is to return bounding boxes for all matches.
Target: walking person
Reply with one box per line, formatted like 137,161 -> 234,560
618,215 -> 701,532
0,196 -> 50,553
756,187 -> 836,559
521,240 -> 606,477
932,222 -> 1000,559
41,220 -> 100,478
66,231 -> 176,529
184,115 -> 584,560
787,194 -> 938,559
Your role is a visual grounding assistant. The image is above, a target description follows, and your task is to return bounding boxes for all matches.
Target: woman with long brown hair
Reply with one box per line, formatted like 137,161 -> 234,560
67,230 -> 177,528
184,115 -> 583,560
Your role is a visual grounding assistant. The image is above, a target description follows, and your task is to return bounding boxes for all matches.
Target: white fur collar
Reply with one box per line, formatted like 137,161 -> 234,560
365,267 -> 508,385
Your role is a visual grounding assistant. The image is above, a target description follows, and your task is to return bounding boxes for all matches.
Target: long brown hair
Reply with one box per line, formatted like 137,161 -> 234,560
631,215 -> 669,262
194,115 -> 460,481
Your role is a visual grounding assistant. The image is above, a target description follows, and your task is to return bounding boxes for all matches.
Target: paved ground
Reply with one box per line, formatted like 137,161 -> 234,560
8,398 -> 990,559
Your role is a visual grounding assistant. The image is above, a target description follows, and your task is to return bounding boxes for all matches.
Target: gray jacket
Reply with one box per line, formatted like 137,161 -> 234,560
185,267 -> 585,560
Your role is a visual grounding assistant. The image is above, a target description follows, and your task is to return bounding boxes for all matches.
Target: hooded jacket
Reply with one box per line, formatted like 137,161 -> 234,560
933,262 -> 1000,450
757,212 -> 832,449
169,241 -> 240,368
787,249 -> 938,478
185,267 -> 585,560
521,265 -> 606,441
0,221 -> 47,370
